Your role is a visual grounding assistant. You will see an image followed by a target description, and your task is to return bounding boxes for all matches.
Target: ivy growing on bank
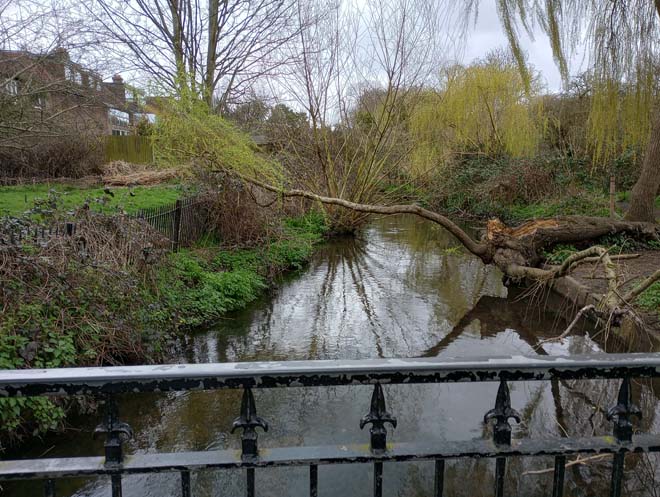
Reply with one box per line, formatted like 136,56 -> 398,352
0,210 -> 327,449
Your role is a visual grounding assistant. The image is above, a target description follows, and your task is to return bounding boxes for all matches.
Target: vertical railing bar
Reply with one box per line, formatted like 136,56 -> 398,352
110,473 -> 123,497
433,459 -> 444,497
494,457 -> 506,497
552,455 -> 565,497
610,452 -> 625,497
309,464 -> 318,497
373,462 -> 383,497
181,470 -> 191,497
44,478 -> 56,497
247,467 -> 255,497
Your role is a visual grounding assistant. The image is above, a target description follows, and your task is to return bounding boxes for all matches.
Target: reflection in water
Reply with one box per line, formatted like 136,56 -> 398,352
6,215 -> 660,497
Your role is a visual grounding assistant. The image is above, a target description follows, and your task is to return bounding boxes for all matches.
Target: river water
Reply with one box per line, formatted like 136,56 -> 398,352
5,215 -> 660,497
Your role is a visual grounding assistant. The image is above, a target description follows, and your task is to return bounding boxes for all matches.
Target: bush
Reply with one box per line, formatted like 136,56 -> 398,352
427,155 -> 613,221
0,136 -> 104,179
638,282 -> 660,315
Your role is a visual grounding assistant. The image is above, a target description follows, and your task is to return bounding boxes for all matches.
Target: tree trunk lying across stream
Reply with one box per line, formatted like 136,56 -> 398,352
239,173 -> 660,333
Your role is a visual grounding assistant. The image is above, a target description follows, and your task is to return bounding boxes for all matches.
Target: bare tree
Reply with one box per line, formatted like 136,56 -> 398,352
270,0 -> 459,231
85,0 -> 301,109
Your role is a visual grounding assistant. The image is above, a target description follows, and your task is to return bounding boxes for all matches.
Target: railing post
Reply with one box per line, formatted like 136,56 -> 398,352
360,383 -> 396,497
607,377 -> 641,497
173,199 -> 182,252
231,388 -> 268,497
93,396 -> 133,497
484,379 -> 520,497
360,384 -> 397,453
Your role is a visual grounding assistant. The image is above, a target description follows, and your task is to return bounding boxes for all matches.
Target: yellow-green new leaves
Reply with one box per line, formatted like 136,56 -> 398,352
153,88 -> 283,185
409,56 -> 543,172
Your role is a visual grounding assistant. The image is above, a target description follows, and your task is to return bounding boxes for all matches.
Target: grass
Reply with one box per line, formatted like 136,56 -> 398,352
0,183 -> 187,216
156,211 -> 328,329
507,191 -> 611,221
617,190 -> 660,208
0,209 -> 327,447
637,282 -> 660,316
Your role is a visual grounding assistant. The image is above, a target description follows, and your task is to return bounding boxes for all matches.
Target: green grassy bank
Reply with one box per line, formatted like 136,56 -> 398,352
0,211 -> 327,447
424,155 -> 659,222
0,183 -> 186,216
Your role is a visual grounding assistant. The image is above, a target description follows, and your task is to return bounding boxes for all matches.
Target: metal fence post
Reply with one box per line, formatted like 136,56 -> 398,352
173,199 -> 182,252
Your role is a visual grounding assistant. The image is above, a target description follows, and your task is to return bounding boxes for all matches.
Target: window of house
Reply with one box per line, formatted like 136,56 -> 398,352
3,79 -> 18,96
64,66 -> 73,82
73,71 -> 82,85
112,129 -> 129,136
108,108 -> 130,127
134,112 -> 156,123
33,94 -> 47,109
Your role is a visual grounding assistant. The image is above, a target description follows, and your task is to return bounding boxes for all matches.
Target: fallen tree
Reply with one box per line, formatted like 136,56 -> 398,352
237,172 -> 660,331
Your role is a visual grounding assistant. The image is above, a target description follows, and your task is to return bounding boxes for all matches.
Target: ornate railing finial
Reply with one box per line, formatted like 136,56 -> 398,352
231,388 -> 268,459
93,396 -> 133,466
360,383 -> 397,453
484,379 -> 521,446
607,377 -> 641,443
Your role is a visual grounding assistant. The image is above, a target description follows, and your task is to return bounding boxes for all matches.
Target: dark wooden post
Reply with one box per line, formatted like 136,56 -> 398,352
173,199 -> 182,252
609,174 -> 616,218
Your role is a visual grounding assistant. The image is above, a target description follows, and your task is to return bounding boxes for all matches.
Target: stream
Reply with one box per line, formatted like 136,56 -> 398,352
5,215 -> 660,497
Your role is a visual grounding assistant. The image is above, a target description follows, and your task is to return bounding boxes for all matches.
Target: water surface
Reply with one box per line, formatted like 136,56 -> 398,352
6,215 -> 659,497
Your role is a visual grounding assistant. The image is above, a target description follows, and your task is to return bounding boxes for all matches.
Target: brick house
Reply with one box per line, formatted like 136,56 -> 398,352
0,48 -> 153,140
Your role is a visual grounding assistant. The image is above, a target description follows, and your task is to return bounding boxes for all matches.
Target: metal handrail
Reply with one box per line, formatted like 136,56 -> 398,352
1,353 -> 659,396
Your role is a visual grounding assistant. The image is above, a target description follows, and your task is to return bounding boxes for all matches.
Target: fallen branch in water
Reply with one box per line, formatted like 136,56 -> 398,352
219,168 -> 660,332
535,305 -> 596,348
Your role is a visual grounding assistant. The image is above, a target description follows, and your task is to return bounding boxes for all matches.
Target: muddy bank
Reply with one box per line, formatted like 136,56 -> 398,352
545,250 -> 660,349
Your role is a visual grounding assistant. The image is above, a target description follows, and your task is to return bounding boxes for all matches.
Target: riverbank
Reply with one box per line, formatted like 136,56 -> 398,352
0,210 -> 327,448
546,250 -> 660,348
422,154 -> 659,223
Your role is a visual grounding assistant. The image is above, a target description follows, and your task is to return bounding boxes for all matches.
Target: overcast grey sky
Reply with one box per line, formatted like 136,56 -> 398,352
462,0 -> 585,92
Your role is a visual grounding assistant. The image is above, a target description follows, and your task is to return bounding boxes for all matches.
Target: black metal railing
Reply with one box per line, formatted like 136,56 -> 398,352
1,353 -> 659,497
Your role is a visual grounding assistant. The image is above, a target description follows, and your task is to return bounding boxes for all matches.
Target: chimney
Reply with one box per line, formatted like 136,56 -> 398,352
106,73 -> 126,105
49,47 -> 70,62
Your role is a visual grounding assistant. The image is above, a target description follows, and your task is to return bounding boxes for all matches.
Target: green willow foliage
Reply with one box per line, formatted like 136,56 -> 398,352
153,86 -> 283,184
485,0 -> 658,165
409,56 -> 543,171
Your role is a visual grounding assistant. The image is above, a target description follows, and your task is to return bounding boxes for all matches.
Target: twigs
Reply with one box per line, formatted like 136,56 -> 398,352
522,453 -> 612,476
535,304 -> 596,348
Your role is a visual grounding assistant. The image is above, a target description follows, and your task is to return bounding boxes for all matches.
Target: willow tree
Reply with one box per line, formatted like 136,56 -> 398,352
409,53 -> 543,172
485,0 -> 660,222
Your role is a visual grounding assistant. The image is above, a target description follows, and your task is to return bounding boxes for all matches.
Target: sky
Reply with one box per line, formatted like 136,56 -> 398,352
461,0 -> 585,93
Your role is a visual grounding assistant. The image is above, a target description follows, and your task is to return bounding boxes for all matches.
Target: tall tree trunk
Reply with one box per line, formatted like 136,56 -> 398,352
169,0 -> 187,90
624,108 -> 660,222
205,0 -> 219,106
626,1 -> 660,223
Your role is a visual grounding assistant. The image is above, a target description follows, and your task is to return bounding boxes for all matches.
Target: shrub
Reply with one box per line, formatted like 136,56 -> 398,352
0,136 -> 104,179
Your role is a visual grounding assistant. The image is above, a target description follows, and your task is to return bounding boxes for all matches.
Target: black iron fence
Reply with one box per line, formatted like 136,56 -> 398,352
132,196 -> 209,251
0,353 -> 659,497
0,195 -> 209,251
